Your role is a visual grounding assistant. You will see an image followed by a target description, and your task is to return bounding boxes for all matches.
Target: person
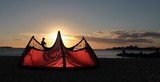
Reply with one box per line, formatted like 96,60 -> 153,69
41,37 -> 46,49
122,48 -> 126,58
139,50 -> 143,58
122,48 -> 126,54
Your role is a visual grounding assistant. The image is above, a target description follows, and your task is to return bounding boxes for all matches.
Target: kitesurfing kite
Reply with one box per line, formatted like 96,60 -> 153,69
19,31 -> 99,69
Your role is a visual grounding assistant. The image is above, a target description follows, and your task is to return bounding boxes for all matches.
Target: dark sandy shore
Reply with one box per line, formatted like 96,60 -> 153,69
1,56 -> 160,82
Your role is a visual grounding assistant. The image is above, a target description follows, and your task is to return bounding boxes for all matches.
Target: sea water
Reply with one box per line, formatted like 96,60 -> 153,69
0,48 -> 156,58
0,48 -> 24,56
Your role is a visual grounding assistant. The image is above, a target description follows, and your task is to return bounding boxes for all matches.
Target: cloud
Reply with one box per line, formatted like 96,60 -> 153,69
20,32 -> 76,42
13,39 -> 23,41
74,35 -> 153,44
111,30 -> 160,39
20,30 -> 160,46
20,32 -> 47,37
140,31 -> 160,38
72,30 -> 160,44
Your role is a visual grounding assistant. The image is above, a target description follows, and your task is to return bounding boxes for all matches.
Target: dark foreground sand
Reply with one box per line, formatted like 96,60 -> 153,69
1,56 -> 160,82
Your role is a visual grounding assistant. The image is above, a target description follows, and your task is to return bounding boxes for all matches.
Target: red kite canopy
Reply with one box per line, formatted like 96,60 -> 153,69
19,31 -> 99,69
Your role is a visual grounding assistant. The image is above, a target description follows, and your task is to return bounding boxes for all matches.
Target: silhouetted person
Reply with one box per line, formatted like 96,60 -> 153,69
122,48 -> 126,58
139,50 -> 143,58
122,48 -> 126,54
41,37 -> 46,49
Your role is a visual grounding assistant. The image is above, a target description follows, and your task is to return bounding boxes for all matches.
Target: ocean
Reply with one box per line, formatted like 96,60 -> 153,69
0,48 -> 156,58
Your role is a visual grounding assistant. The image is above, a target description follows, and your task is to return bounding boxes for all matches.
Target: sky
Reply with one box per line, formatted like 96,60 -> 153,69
0,0 -> 160,49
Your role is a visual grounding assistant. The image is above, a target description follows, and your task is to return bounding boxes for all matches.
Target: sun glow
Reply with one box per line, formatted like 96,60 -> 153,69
48,32 -> 57,41
42,24 -> 77,47
46,32 -> 76,47
62,35 -> 77,47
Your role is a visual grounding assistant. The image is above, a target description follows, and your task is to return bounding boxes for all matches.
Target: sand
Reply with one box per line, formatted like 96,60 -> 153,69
0,56 -> 160,82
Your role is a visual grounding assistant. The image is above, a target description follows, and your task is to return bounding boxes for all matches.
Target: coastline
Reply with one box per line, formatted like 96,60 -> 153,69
1,56 -> 160,82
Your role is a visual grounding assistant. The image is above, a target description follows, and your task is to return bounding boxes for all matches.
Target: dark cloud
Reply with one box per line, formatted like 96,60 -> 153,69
75,36 -> 153,44
111,30 -> 140,39
140,32 -> 160,38
73,30 -> 160,44
108,30 -> 160,39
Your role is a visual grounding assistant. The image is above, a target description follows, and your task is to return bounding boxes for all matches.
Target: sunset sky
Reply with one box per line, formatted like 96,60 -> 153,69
0,0 -> 160,49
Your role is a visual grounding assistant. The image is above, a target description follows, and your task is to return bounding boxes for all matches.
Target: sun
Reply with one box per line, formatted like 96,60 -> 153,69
47,32 -> 68,41
48,32 -> 57,41
44,24 -> 76,47
46,32 -> 76,47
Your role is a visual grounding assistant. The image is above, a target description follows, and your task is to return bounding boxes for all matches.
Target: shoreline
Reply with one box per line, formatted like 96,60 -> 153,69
1,56 -> 160,82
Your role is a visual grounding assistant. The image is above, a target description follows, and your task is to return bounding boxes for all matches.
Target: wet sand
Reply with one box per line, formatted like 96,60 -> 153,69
0,56 -> 160,82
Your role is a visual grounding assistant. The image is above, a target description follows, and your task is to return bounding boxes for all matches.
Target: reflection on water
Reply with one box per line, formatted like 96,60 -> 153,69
0,48 -> 157,58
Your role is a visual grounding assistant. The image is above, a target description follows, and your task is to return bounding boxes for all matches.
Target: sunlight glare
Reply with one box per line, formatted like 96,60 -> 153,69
46,32 -> 76,47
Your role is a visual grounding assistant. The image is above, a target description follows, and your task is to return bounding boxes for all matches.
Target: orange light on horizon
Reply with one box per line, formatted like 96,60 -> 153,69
45,32 -> 76,47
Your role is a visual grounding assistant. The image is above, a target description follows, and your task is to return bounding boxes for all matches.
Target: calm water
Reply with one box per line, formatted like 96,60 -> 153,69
0,48 -> 156,58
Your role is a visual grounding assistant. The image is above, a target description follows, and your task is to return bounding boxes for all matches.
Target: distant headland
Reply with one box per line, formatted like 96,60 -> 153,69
0,46 -> 13,48
0,46 -> 24,49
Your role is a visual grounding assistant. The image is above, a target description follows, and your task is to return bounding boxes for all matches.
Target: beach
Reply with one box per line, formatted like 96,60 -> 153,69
0,56 -> 160,82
